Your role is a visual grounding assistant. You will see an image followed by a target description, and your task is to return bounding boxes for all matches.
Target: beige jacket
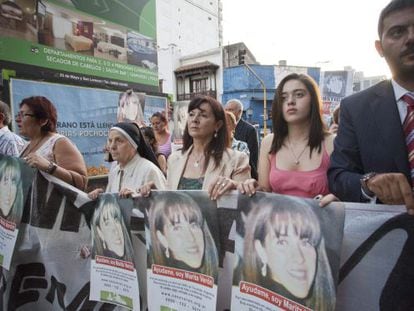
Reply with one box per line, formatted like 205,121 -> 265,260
167,146 -> 251,190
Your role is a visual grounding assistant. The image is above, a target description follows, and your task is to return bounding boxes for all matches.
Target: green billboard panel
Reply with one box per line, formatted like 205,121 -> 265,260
0,0 -> 158,88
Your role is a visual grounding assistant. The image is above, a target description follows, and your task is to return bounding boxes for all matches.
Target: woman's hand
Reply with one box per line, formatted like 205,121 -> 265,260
208,176 -> 237,200
119,188 -> 134,198
316,193 -> 339,207
238,179 -> 259,197
23,153 -> 50,171
88,188 -> 104,200
137,181 -> 156,197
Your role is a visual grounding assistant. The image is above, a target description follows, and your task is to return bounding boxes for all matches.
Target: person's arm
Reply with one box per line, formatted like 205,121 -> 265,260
52,137 -> 88,190
208,150 -> 251,200
157,154 -> 167,175
257,134 -> 272,192
230,150 -> 251,182
144,166 -> 167,190
328,100 -> 367,202
238,133 -> 272,196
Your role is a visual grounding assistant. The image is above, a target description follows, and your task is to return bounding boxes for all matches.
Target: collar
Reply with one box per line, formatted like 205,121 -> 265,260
391,79 -> 411,101
117,153 -> 141,173
0,125 -> 10,134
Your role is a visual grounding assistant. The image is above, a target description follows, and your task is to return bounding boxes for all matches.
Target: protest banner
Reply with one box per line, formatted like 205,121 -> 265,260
230,193 -> 344,311
0,155 -> 34,270
144,191 -> 220,311
0,155 -> 412,310
89,194 -> 140,310
9,78 -> 167,176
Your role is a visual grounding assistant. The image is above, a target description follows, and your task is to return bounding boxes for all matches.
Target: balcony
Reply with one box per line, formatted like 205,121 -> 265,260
177,90 -> 217,101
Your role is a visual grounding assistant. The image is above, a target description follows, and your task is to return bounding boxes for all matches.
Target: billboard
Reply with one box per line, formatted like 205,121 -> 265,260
0,0 -> 158,90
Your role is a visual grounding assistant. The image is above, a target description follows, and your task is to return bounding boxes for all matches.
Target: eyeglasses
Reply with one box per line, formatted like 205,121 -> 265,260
15,112 -> 35,120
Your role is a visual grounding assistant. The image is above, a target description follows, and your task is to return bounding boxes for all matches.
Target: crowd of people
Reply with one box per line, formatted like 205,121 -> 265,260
0,0 -> 413,308
0,0 -> 414,229
0,0 -> 413,219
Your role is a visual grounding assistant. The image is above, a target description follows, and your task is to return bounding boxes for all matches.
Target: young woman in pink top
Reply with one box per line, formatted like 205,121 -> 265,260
239,73 -> 337,206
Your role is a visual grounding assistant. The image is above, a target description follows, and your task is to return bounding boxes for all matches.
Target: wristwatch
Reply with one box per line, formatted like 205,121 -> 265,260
360,172 -> 377,197
46,161 -> 58,175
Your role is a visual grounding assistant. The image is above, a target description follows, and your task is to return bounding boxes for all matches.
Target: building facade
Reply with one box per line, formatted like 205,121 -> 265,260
156,0 -> 223,97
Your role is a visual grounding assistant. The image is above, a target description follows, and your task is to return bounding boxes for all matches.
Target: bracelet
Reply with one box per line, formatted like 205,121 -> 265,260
46,161 -> 58,174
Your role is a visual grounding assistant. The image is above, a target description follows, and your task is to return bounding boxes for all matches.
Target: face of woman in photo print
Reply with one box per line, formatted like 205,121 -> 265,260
257,222 -> 317,298
0,163 -> 19,217
157,209 -> 205,268
97,203 -> 125,258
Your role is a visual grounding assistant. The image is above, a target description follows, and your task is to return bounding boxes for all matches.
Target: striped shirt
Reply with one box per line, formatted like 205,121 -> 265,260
0,126 -> 26,156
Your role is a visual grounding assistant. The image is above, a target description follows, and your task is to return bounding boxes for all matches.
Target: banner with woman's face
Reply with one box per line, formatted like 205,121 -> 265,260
89,193 -> 140,310
0,155 -> 34,269
144,190 -> 220,311
231,192 -> 345,311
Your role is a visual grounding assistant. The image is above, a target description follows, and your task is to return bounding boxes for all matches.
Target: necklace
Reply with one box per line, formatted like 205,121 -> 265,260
22,136 -> 46,157
287,137 -> 308,165
192,153 -> 204,168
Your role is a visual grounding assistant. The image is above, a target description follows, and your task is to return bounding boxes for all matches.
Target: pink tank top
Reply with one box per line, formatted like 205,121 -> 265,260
269,145 -> 330,198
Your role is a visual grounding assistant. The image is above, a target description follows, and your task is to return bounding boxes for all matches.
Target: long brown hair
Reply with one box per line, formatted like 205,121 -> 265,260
270,73 -> 327,156
182,96 -> 227,169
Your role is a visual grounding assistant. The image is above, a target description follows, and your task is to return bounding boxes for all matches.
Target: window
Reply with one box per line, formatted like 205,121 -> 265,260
190,78 -> 208,93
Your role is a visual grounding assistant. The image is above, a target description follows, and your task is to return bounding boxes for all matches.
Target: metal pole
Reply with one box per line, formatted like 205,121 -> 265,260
243,64 -> 267,136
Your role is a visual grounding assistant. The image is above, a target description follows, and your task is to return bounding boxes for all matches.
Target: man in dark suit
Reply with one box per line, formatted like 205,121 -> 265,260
225,99 -> 259,179
328,0 -> 414,214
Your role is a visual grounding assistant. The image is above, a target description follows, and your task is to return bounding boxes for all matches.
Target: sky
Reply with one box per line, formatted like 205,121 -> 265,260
222,0 -> 392,77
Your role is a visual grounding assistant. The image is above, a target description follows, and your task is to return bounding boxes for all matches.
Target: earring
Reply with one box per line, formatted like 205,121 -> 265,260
261,263 -> 267,277
103,241 -> 107,249
165,247 -> 170,258
214,131 -> 218,138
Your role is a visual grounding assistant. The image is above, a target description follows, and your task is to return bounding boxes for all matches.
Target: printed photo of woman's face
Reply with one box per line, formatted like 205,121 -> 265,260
0,165 -> 18,217
157,211 -> 205,269
256,223 -> 317,298
97,205 -> 125,258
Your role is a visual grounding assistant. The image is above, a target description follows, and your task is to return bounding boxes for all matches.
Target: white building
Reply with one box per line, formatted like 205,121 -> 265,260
353,71 -> 387,93
156,0 -> 223,98
174,47 -> 222,101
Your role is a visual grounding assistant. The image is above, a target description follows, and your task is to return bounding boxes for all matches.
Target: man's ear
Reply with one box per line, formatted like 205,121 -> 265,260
254,239 -> 268,265
0,112 -> 4,126
375,40 -> 384,57
156,230 -> 169,249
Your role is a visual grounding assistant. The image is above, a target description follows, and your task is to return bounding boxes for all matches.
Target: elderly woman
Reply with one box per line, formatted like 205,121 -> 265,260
17,96 -> 87,190
89,122 -> 166,198
243,196 -> 336,310
140,95 -> 251,200
225,111 -> 250,155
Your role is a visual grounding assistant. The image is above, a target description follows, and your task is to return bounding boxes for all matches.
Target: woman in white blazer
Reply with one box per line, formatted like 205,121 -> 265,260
140,95 -> 250,200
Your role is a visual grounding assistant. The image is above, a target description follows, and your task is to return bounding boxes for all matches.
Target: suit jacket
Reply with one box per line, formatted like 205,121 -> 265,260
167,146 -> 251,190
328,80 -> 410,202
234,118 -> 259,179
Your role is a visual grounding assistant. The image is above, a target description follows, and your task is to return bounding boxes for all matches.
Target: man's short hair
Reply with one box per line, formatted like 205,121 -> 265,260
378,0 -> 414,38
225,99 -> 244,111
0,101 -> 11,126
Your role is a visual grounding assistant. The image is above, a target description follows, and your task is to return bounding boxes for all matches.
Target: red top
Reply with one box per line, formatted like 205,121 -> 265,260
268,145 -> 330,198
